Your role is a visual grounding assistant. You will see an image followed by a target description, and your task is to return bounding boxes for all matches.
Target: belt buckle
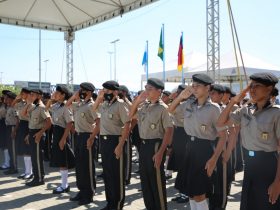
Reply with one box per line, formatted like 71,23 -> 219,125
103,136 -> 107,140
191,136 -> 195,141
249,151 -> 255,157
142,140 -> 146,144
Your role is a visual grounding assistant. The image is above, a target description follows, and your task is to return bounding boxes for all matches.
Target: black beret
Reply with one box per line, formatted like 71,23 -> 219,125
223,86 -> 232,94
163,91 -> 171,96
178,84 -> 187,91
2,90 -> 11,95
192,73 -> 214,85
272,87 -> 279,97
6,91 -> 17,99
210,84 -> 225,93
119,85 -> 130,94
80,82 -> 95,92
147,78 -> 164,90
21,88 -> 31,93
30,89 -> 43,95
250,73 -> 278,86
102,80 -> 119,90
56,85 -> 70,99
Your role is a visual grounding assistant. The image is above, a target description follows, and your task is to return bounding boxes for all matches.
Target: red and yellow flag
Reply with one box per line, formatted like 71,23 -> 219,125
177,34 -> 184,71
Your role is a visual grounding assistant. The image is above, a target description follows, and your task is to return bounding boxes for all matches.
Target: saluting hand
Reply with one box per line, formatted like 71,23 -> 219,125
268,181 -> 280,205
97,90 -> 105,101
153,151 -> 163,169
205,157 -> 217,177
136,91 -> 148,104
178,86 -> 193,100
231,85 -> 250,104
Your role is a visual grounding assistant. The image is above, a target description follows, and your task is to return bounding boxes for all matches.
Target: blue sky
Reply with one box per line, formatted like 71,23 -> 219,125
0,0 -> 279,91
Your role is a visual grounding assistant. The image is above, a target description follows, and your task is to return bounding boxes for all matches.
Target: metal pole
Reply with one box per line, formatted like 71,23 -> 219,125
146,40 -> 149,81
39,29 -> 41,89
108,51 -> 113,80
162,24 -> 165,83
110,39 -> 120,81
43,59 -> 49,83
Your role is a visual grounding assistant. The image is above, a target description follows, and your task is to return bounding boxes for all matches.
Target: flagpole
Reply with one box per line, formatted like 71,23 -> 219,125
181,32 -> 184,84
146,40 -> 149,81
162,24 -> 165,83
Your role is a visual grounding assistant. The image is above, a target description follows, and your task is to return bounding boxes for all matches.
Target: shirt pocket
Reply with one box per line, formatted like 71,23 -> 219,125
256,121 -> 274,143
148,118 -> 160,131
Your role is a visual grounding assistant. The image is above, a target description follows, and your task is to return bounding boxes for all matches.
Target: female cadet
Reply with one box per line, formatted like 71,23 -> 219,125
129,78 -> 174,210
13,88 -> 33,179
46,85 -> 74,194
217,72 -> 280,210
168,74 -> 225,210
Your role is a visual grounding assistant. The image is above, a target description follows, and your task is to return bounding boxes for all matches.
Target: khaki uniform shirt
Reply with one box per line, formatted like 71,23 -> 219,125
72,99 -> 99,133
99,99 -> 130,135
28,102 -> 51,129
172,103 -> 186,127
50,103 -> 74,128
5,106 -> 18,126
137,100 -> 174,139
230,103 -> 280,152
182,98 -> 221,140
14,100 -> 29,121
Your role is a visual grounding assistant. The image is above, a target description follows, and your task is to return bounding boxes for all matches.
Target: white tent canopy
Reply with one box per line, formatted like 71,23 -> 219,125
0,0 -> 158,32
142,51 -> 280,83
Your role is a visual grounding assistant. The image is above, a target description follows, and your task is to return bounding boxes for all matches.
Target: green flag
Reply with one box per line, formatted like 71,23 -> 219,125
158,28 -> 164,61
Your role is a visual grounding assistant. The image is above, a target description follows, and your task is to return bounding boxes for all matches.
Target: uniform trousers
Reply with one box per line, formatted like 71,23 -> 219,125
6,125 -> 17,170
100,135 -> 125,210
139,139 -> 167,210
74,132 -> 96,199
29,129 -> 45,181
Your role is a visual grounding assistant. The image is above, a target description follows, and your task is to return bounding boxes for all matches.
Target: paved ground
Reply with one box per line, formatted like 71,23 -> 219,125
0,149 -> 242,210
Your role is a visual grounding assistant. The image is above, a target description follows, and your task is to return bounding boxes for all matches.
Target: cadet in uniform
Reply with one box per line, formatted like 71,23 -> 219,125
67,82 -> 99,205
0,90 -> 10,170
129,78 -> 174,210
93,80 -> 130,210
168,74 -> 224,210
3,91 -> 19,175
23,89 -> 51,186
47,85 -> 75,194
218,72 -> 280,210
168,84 -> 190,203
13,88 -> 33,179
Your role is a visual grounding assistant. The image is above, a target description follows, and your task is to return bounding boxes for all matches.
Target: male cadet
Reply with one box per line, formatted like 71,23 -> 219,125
67,82 -> 99,205
130,78 -> 174,210
93,80 -> 130,210
23,89 -> 51,186
3,91 -> 19,175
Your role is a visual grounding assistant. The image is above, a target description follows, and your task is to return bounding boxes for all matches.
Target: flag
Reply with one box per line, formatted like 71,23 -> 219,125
158,27 -> 164,61
142,50 -> 147,67
177,34 -> 184,71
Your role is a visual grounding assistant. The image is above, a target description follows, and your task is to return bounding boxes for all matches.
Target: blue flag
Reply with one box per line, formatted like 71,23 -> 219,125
142,50 -> 147,66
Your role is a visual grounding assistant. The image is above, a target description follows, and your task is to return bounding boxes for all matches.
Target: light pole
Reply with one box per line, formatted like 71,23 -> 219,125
39,29 -> 42,88
107,51 -> 113,80
110,39 -> 120,81
43,59 -> 49,83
